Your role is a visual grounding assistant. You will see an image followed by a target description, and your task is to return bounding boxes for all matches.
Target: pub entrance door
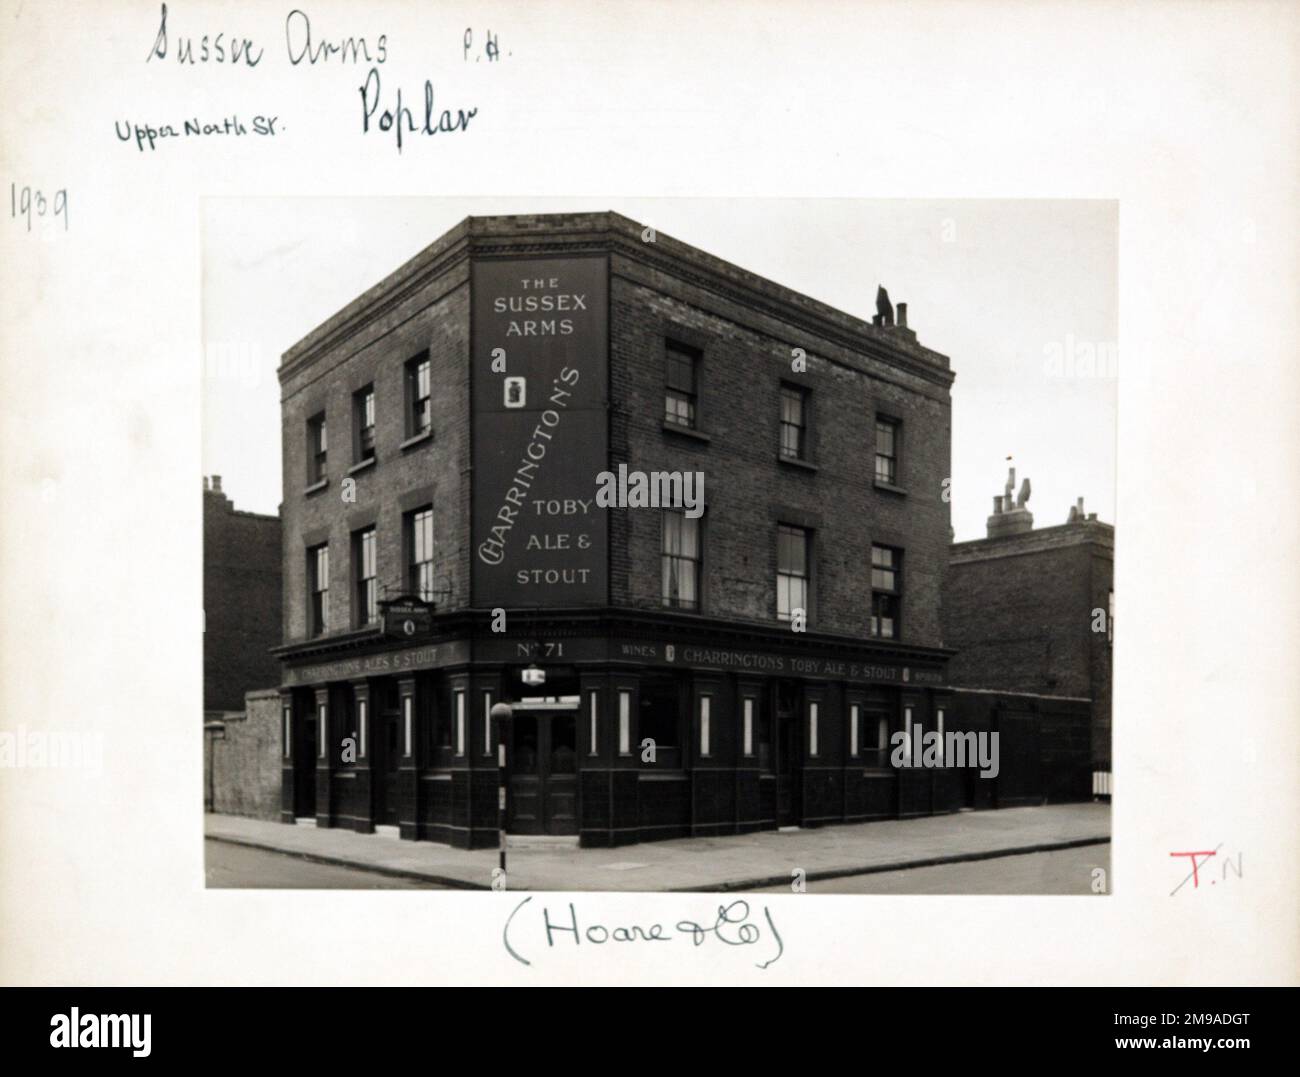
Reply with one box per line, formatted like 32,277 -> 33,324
774,682 -> 803,827
507,709 -> 578,835
374,702 -> 402,827
292,703 -> 316,818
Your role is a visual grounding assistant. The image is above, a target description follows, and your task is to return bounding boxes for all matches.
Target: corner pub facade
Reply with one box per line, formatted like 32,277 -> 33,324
274,211 -> 1077,850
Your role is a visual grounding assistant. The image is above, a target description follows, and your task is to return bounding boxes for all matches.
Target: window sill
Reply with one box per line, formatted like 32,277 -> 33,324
348,457 -> 377,475
303,478 -> 329,496
873,480 -> 908,496
778,455 -> 818,473
400,429 -> 433,452
661,422 -> 711,445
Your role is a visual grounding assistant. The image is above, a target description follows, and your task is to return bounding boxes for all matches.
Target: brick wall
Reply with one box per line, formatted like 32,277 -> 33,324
944,521 -> 1113,694
1087,547 -> 1114,772
277,212 -> 954,649
203,485 -> 281,712
609,251 -> 952,644
944,520 -> 1113,770
206,689 -> 282,820
279,270 -> 471,642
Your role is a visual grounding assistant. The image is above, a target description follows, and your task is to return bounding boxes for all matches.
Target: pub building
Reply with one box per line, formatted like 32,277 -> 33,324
274,212 -> 1084,850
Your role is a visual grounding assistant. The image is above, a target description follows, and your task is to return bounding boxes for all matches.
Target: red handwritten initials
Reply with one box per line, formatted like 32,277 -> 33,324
1170,850 -> 1217,888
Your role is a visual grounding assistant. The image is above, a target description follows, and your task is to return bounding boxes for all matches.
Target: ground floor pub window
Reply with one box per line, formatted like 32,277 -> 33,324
639,675 -> 682,768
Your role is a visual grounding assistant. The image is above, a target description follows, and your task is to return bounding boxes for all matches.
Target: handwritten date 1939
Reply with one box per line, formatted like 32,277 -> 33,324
11,184 -> 68,232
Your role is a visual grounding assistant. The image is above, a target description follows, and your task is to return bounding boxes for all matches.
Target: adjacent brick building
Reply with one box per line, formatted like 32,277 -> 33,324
944,474 -> 1113,797
273,211 -> 1085,850
203,476 -> 282,714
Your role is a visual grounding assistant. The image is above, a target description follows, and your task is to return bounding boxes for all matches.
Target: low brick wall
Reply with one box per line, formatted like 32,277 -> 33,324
205,688 -> 281,821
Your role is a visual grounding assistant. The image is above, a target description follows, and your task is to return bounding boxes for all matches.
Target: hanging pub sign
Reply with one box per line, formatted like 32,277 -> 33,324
380,595 -> 434,639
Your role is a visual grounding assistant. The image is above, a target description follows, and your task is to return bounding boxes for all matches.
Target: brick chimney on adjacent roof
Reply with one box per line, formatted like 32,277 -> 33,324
987,466 -> 1034,537
203,475 -> 231,509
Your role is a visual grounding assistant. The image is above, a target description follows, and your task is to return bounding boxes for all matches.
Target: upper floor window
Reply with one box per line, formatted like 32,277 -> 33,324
661,509 -> 701,610
354,528 -> 377,626
870,544 -> 901,639
307,413 -> 327,484
776,524 -> 810,621
308,543 -> 329,636
406,506 -> 435,601
406,354 -> 431,437
354,385 -> 375,463
875,417 -> 900,484
779,384 -> 809,461
664,342 -> 700,429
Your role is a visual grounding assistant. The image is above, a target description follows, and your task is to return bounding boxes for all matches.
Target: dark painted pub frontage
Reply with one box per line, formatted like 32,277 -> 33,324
278,609 -> 975,848
274,212 -> 1092,852
278,608 -> 1090,849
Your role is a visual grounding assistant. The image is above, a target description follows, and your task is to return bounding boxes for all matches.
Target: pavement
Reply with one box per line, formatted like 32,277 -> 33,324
205,802 -> 1110,892
751,843 -> 1110,894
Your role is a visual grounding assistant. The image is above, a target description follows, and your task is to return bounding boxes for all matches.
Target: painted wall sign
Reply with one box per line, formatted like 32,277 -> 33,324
471,256 -> 609,607
613,640 -> 947,685
282,640 -> 469,686
477,633 -> 947,685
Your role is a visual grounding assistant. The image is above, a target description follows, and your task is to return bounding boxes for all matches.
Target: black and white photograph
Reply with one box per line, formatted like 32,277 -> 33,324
201,199 -> 1115,894
1,0 -> 1295,1030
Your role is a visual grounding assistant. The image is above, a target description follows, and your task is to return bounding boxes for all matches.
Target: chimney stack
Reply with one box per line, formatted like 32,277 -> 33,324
986,467 -> 1033,538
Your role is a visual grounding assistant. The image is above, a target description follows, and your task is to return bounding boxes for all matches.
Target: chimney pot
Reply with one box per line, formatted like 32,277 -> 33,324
212,475 -> 223,493
897,302 -> 908,328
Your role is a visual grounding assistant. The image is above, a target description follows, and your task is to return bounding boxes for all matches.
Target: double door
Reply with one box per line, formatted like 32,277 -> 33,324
507,710 -> 578,835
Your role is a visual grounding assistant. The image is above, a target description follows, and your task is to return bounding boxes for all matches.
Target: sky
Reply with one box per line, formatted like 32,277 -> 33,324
201,198 -> 1116,541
